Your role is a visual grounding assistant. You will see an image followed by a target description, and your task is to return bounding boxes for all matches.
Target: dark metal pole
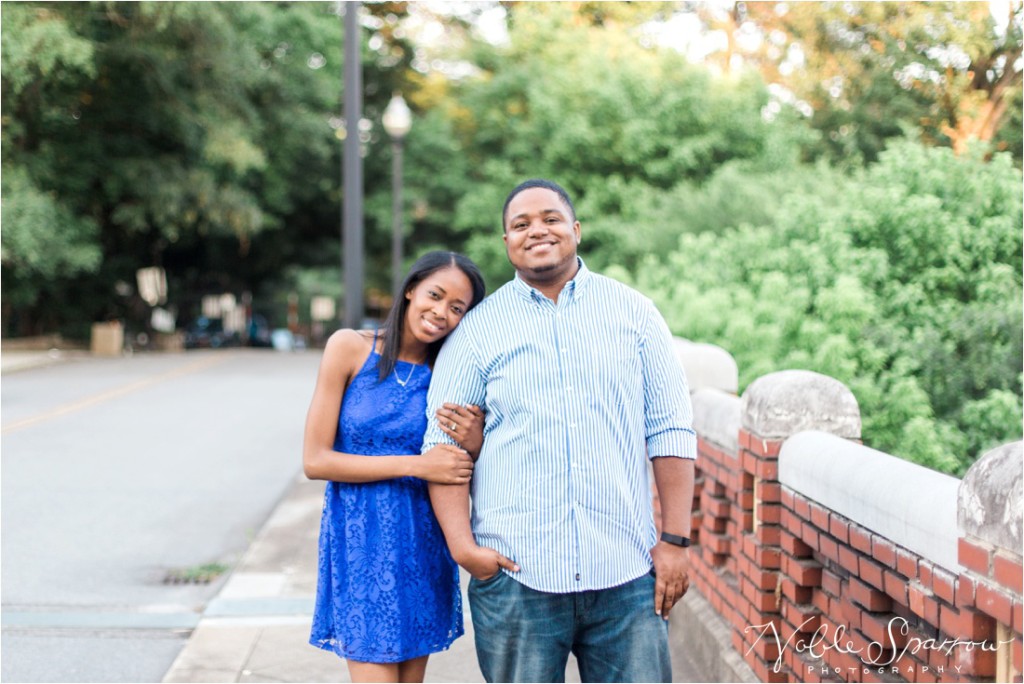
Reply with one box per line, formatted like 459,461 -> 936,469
343,1 -> 364,330
391,139 -> 403,299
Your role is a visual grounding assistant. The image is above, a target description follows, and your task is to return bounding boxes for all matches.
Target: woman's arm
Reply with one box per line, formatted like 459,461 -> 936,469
302,330 -> 474,484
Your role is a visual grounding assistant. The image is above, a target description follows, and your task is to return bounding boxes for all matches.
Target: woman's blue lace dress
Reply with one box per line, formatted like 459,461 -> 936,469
310,346 -> 463,662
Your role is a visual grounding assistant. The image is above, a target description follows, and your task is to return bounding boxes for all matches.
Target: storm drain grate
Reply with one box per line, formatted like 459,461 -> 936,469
162,563 -> 229,585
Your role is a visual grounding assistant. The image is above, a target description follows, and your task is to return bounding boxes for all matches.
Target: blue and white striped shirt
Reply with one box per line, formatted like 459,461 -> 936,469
422,259 -> 696,593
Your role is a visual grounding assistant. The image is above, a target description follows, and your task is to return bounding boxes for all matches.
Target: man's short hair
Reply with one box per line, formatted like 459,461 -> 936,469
502,179 -> 577,230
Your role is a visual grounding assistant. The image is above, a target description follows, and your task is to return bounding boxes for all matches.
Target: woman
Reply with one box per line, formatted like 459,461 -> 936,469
303,251 -> 487,683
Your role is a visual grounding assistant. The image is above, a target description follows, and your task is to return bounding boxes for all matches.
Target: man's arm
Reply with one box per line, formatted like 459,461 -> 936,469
639,300 -> 697,619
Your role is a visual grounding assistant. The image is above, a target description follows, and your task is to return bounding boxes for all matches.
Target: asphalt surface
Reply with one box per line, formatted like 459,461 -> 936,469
1,349 -> 321,682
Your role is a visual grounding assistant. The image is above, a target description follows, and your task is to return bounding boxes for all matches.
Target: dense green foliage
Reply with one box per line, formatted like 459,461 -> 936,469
2,1 -> 1021,472
625,142 -> 1022,474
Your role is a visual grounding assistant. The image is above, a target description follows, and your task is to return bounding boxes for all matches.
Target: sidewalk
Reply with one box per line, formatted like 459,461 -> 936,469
0,349 -> 84,375
161,473 -> 711,684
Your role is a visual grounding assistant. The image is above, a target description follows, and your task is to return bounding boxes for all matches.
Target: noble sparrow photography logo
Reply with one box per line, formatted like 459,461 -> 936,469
746,616 -> 1013,677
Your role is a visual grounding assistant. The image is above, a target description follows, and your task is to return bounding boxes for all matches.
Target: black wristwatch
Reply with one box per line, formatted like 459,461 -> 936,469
660,532 -> 691,548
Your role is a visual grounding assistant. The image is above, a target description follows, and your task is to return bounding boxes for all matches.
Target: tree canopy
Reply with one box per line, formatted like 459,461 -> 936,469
2,1 -> 1021,473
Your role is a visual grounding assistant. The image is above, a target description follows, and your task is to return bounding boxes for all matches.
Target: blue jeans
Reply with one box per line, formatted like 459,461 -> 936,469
468,571 -> 671,683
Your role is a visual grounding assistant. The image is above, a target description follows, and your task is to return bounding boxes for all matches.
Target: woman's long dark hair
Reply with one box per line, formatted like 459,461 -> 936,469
377,251 -> 486,382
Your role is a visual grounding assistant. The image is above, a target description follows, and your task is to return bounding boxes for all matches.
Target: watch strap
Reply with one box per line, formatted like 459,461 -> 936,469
660,532 -> 691,548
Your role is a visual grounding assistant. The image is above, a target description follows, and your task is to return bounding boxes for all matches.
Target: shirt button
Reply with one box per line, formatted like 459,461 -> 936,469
575,573 -> 581,581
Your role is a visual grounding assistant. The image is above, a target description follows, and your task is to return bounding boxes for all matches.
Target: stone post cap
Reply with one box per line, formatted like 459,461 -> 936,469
958,441 -> 1023,553
741,369 -> 861,440
673,338 -> 739,394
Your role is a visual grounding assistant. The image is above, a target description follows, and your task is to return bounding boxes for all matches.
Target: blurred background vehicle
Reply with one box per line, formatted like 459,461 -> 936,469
183,317 -> 241,349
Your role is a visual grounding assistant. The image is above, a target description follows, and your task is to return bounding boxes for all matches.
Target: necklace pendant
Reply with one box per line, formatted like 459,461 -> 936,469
394,363 -> 416,387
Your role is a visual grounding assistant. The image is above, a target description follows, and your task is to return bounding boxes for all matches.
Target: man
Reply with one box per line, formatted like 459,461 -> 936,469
422,179 -> 696,683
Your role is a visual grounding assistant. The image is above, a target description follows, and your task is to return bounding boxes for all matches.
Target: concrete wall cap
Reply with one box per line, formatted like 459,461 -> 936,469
692,388 -> 741,454
673,338 -> 739,395
958,441 -> 1023,553
780,431 -> 960,572
741,370 -> 861,440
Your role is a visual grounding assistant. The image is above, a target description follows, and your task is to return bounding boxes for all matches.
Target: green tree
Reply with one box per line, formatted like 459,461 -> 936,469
629,141 -> 1022,474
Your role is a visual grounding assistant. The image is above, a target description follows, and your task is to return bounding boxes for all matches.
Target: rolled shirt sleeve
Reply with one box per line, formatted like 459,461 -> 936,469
639,300 -> 697,460
421,320 -> 487,454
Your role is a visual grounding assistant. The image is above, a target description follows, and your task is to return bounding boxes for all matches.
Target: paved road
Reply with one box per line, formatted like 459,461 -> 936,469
1,349 -> 322,682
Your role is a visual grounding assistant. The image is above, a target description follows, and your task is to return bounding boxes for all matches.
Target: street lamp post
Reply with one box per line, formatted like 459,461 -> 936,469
342,1 -> 364,330
382,93 -> 412,299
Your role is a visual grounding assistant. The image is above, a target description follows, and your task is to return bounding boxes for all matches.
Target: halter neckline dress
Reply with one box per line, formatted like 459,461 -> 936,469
310,339 -> 463,662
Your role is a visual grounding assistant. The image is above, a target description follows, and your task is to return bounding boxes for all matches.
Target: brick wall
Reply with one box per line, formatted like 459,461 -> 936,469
677,351 -> 1023,684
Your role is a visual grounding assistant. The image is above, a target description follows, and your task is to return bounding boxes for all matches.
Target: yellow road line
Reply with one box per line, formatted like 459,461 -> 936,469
1,354 -> 232,435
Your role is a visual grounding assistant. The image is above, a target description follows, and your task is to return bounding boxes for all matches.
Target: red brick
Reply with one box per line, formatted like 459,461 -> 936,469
839,595 -> 863,629
896,548 -> 918,580
741,470 -> 754,491
884,570 -> 909,606
781,530 -> 814,559
919,561 -> 934,592
860,557 -> 886,591
785,554 -> 824,587
737,511 -> 754,532
747,435 -> 783,458
849,525 -> 872,554
821,569 -> 842,597
748,565 -> 780,592
940,604 -> 996,641
809,501 -> 830,531
741,448 -> 757,475
781,488 -> 794,509
742,576 -> 780,613
756,523 -> 781,546
754,543 -> 782,570
742,533 -> 757,561
782,599 -> 820,631
909,582 -> 927,618
828,516 -> 850,544
755,457 -> 779,480
849,576 -> 893,612
838,544 -> 860,575
818,536 -> 840,564
812,588 -> 831,615
701,490 -> 730,518
702,513 -> 727,534
932,567 -> 956,605
956,572 -> 976,608
802,521 -> 821,551
793,493 -> 811,520
1014,601 -> 1022,632
737,490 -> 755,511
704,531 -> 731,555
994,553 -> 1024,594
958,537 -> 992,576
1015,637 -> 1022,672
781,577 -> 813,605
757,480 -> 782,504
975,581 -> 1014,624
861,612 -> 909,648
731,628 -> 744,655
872,536 -> 897,567
923,593 -> 941,628
780,507 -> 801,533
954,644 -> 997,677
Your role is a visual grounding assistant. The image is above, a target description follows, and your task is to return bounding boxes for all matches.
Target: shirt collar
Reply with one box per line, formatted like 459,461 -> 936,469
512,257 -> 591,303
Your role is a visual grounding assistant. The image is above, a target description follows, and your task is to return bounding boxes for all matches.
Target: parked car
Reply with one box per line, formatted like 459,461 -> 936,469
183,317 -> 240,349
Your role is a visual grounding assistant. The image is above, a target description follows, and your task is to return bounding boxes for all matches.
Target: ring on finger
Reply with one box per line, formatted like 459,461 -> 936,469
450,422 -> 458,431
